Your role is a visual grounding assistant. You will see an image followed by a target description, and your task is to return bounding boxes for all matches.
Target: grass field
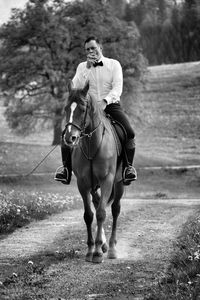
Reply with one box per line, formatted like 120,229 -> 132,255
136,61 -> 200,168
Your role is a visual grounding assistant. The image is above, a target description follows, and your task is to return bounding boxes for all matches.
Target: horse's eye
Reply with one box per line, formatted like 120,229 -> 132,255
65,104 -> 70,112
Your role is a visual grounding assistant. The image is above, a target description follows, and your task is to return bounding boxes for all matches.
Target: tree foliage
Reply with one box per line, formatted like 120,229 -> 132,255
125,0 -> 200,65
0,0 -> 145,144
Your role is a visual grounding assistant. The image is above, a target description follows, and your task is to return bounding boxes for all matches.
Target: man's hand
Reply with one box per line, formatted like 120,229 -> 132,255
86,54 -> 98,68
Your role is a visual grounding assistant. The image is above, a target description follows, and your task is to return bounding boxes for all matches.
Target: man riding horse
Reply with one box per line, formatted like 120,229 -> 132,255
55,36 -> 137,185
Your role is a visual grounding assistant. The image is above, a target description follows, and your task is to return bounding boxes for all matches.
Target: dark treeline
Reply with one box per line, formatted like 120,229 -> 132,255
123,0 -> 200,65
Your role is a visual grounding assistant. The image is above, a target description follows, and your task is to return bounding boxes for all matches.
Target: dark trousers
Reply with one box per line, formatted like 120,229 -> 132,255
104,102 -> 135,140
105,102 -> 136,165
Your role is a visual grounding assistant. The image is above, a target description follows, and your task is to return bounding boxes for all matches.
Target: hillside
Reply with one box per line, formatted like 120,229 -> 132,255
0,61 -> 200,175
136,61 -> 200,167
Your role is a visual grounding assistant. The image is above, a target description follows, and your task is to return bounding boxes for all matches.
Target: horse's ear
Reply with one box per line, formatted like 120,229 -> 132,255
82,81 -> 89,97
68,80 -> 74,93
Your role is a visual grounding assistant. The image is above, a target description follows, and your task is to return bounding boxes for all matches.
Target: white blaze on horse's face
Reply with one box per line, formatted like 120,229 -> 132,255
64,101 -> 81,147
68,102 -> 77,132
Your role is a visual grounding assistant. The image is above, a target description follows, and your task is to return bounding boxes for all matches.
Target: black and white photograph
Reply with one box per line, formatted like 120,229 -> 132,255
0,0 -> 200,299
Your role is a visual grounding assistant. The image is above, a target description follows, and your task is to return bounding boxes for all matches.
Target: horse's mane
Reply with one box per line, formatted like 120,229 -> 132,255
67,88 -> 86,106
68,87 -> 105,119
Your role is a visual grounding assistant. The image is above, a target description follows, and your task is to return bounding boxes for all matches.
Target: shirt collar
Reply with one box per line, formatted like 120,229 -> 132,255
99,55 -> 104,62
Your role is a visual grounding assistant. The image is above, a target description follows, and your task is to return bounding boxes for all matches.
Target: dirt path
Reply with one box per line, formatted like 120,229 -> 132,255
0,198 -> 200,299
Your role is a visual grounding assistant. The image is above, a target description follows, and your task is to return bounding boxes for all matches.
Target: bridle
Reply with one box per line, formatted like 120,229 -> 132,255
64,97 -> 102,139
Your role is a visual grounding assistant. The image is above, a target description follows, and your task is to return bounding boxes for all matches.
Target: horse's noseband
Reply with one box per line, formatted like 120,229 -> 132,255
65,122 -> 84,135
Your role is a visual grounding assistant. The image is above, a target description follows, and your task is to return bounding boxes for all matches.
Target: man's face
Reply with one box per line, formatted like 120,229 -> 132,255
84,40 -> 102,60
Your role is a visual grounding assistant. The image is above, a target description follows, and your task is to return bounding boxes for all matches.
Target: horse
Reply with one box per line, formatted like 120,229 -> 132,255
63,80 -> 124,263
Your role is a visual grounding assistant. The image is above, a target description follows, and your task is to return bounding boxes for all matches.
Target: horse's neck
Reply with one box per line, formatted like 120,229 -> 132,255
86,98 -> 102,133
89,112 -> 101,132
81,101 -> 104,159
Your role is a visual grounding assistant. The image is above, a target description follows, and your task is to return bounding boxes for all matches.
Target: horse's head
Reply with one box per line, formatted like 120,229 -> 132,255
63,80 -> 90,146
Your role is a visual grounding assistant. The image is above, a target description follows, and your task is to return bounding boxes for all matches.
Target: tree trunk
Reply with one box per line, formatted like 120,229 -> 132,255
52,113 -> 63,145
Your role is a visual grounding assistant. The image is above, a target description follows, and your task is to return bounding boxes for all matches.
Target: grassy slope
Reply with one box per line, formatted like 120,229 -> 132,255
0,61 -> 200,174
136,61 -> 200,168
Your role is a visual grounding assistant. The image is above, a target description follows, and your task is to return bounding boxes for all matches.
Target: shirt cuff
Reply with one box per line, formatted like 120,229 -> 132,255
104,96 -> 112,105
104,96 -> 120,105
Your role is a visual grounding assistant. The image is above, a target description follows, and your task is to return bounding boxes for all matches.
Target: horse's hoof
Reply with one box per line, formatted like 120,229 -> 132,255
85,253 -> 93,262
92,252 -> 104,263
102,243 -> 108,253
107,249 -> 117,259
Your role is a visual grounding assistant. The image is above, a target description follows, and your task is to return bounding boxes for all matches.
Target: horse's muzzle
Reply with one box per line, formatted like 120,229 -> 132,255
64,130 -> 80,147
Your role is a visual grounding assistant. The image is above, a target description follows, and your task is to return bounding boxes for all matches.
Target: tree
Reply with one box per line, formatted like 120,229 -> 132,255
0,0 -> 145,144
124,0 -> 200,65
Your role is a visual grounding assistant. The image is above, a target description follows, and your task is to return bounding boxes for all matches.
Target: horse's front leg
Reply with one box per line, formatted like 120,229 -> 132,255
92,191 -> 108,254
108,181 -> 124,259
78,183 -> 94,262
92,174 -> 114,263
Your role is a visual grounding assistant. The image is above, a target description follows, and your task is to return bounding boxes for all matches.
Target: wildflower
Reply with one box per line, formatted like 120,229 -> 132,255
188,281 -> 192,285
188,255 -> 193,261
194,250 -> 200,260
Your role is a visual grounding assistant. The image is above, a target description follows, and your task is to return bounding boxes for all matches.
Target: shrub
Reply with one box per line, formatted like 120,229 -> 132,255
0,190 -> 81,234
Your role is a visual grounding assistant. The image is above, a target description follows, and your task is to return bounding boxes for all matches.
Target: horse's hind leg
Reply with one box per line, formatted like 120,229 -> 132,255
108,182 -> 124,259
78,184 -> 94,262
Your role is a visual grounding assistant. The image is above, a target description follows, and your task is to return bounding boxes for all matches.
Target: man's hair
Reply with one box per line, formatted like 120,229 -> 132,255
84,36 -> 101,45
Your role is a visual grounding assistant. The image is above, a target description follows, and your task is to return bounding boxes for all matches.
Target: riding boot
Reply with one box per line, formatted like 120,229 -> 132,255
54,145 -> 72,185
123,138 -> 137,185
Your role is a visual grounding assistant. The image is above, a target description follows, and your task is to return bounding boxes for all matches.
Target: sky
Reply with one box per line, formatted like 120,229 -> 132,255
0,0 -> 28,24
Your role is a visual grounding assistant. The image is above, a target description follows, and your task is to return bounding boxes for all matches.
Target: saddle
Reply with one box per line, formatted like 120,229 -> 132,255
106,114 -> 127,158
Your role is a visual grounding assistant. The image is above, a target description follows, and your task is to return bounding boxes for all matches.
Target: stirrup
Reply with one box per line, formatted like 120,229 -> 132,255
54,165 -> 69,183
54,165 -> 65,177
123,166 -> 137,185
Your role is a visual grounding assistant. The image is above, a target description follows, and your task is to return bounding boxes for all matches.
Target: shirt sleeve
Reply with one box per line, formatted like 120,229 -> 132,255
72,63 -> 87,89
104,60 -> 123,105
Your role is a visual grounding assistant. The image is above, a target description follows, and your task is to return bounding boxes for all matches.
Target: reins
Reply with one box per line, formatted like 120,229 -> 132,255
24,144 -> 59,176
80,121 -> 102,139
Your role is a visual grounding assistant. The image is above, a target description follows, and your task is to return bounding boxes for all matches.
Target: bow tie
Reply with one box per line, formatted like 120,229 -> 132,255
93,61 -> 103,67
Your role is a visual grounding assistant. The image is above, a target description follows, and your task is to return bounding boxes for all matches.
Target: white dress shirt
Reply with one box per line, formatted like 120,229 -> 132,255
72,55 -> 123,105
